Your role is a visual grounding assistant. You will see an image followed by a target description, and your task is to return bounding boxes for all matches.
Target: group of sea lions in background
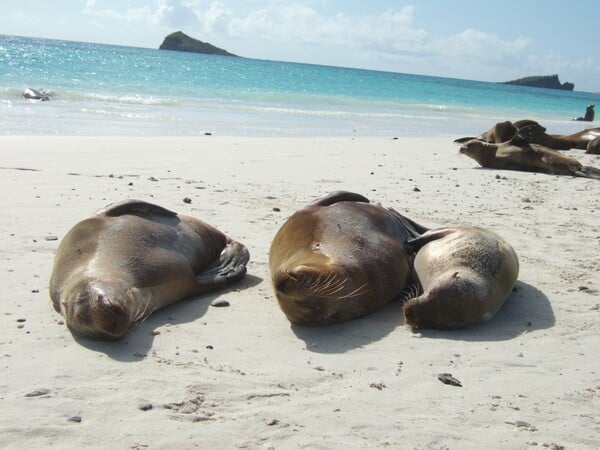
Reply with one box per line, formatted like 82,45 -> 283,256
51,193 -> 519,341
455,119 -> 600,179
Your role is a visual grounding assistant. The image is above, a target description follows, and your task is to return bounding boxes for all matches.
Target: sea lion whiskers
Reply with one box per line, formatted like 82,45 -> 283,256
399,283 -> 421,302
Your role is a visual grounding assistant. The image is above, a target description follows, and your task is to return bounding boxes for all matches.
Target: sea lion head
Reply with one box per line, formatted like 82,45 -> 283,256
272,258 -> 369,325
60,279 -> 133,340
459,139 -> 488,158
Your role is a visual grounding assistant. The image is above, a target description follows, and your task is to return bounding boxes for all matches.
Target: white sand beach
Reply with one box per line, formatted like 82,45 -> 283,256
1,136 -> 599,449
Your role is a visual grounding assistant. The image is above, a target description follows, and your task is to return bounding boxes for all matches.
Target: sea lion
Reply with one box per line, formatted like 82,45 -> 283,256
403,226 -> 519,330
574,104 -> 594,122
49,200 -> 249,340
587,136 -> 600,154
454,120 -> 543,144
23,87 -> 50,101
269,191 -> 427,325
459,137 -> 600,179
455,120 -> 600,150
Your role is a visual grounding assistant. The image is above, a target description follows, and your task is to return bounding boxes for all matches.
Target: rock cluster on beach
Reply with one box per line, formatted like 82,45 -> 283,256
503,74 -> 574,91
159,31 -> 236,57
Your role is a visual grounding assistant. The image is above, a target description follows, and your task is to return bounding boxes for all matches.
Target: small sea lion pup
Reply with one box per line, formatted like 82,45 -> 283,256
49,200 -> 250,340
269,191 -> 427,325
459,131 -> 600,179
403,226 -> 519,330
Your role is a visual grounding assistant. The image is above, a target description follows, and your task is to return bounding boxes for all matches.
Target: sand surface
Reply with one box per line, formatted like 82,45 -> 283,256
1,136 -> 599,449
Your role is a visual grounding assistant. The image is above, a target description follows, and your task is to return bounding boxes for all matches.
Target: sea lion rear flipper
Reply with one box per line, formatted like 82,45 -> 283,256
407,228 -> 456,252
453,136 -> 476,144
387,208 -> 430,237
99,199 -> 178,217
575,166 -> 600,179
511,124 -> 547,145
195,240 -> 250,288
310,191 -> 370,206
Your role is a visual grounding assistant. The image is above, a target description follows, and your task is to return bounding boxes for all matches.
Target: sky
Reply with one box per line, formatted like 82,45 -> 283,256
1,0 -> 599,92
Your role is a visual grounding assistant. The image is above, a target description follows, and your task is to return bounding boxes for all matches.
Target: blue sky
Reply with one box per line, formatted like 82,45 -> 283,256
1,0 -> 599,91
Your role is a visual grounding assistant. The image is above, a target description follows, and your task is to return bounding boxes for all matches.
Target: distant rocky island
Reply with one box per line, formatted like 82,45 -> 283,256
159,31 -> 236,57
503,74 -> 574,91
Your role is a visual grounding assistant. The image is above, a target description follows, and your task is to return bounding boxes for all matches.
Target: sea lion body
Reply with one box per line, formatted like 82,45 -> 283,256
269,191 -> 427,325
574,104 -> 594,122
403,226 -> 519,330
459,138 -> 600,178
50,200 -> 249,340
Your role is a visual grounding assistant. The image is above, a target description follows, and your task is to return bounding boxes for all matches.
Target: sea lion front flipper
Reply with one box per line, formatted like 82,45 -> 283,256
194,240 -> 250,288
511,124 -> 547,145
99,199 -> 178,217
575,166 -> 600,179
310,191 -> 370,207
453,136 -> 477,144
407,228 -> 457,252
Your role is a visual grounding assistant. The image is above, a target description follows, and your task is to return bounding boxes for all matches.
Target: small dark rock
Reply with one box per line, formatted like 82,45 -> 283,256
437,373 -> 462,387
578,286 -> 589,291
206,345 -> 214,350
267,419 -> 279,426
31,289 -> 39,293
138,402 -> 153,411
17,318 -> 26,323
204,132 -> 212,136
272,207 -> 281,212
68,415 -> 82,423
128,182 -> 133,186
25,388 -> 50,397
413,187 -> 421,192
183,197 -> 192,204
211,299 -> 230,307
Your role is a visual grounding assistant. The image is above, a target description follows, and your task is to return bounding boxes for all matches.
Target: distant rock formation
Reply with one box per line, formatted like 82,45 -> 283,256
159,31 -> 236,57
503,75 -> 574,91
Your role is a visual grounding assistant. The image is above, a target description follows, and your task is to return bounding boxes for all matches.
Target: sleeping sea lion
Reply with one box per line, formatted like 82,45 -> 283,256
269,191 -> 427,325
49,200 -> 249,340
403,226 -> 519,330
459,136 -> 600,179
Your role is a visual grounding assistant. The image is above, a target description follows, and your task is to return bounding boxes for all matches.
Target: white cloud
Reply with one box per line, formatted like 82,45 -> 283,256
82,1 -> 598,86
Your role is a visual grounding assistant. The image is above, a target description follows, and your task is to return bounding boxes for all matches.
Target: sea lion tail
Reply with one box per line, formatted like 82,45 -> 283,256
575,166 -> 600,179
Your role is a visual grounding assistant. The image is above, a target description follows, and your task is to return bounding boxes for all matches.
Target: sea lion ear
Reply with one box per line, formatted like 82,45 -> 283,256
310,191 -> 370,206
98,200 -> 178,217
453,136 -> 476,144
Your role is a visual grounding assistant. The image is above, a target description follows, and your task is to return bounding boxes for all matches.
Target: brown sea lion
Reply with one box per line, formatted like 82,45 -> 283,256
269,191 -> 427,325
49,200 -> 249,340
459,137 -> 600,179
403,226 -> 519,330
455,120 -> 600,150
574,104 -> 594,122
587,136 -> 600,154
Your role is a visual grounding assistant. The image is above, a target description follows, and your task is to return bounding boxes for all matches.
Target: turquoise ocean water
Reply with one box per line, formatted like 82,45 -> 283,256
1,34 -> 599,136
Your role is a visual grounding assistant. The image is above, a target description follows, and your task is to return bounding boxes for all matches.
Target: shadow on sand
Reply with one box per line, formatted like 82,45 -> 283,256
292,280 -> 554,353
72,274 -> 262,361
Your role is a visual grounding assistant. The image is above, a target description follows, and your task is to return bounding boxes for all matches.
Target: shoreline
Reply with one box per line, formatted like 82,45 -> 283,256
1,136 -> 599,449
